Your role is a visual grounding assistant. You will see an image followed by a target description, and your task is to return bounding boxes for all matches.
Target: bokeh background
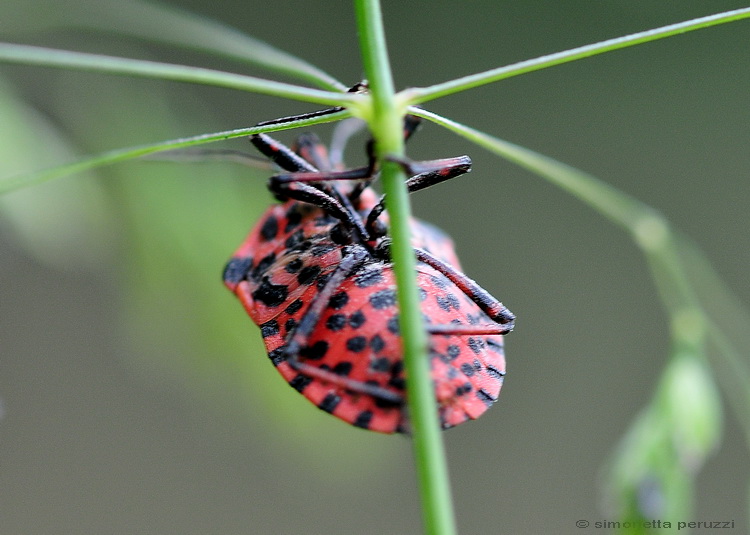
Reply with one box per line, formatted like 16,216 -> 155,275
1,1 -> 749,533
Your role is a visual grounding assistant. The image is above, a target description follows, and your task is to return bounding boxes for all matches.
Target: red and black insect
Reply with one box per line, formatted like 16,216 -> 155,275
223,112 -> 515,434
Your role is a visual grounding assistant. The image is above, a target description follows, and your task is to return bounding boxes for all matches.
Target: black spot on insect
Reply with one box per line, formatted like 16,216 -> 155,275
374,387 -> 402,408
318,393 -> 341,413
285,298 -> 304,315
298,265 -> 321,285
353,410 -> 373,429
268,347 -> 286,366
387,315 -> 400,335
486,365 -> 506,380
284,230 -> 305,250
355,268 -> 383,288
370,289 -> 397,309
330,223 -> 350,245
430,274 -> 448,289
370,357 -> 391,373
329,291 -> 349,310
370,334 -> 385,353
455,383 -> 473,396
284,208 -> 303,232
346,336 -> 367,353
252,277 -> 288,307
348,310 -> 366,329
436,352 -> 452,364
332,362 -> 353,376
311,243 -> 336,257
260,320 -> 279,338
486,338 -> 504,353
446,345 -> 461,360
316,273 -> 330,290
476,389 -> 496,406
296,239 -> 313,252
251,252 -> 277,280
223,257 -> 253,284
300,340 -> 329,360
326,314 -> 347,331
284,258 -> 303,274
260,216 -> 279,241
314,214 -> 336,227
446,293 -> 461,310
468,337 -> 485,354
387,376 -> 404,391
290,373 -> 312,392
436,295 -> 452,312
460,363 -> 475,377
284,318 -> 297,333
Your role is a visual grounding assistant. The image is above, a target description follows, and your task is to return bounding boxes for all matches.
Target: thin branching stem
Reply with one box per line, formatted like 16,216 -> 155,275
2,5 -> 749,531
3,0 -> 345,90
399,7 -> 750,105
413,107 -> 750,453
0,109 -> 352,194
355,2 -> 457,535
0,43 -> 356,107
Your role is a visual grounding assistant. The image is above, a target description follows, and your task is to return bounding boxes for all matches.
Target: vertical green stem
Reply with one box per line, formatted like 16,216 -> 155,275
354,2 -> 457,534
418,111 -> 746,517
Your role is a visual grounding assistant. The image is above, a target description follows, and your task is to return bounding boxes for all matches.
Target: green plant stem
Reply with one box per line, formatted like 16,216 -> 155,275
355,3 -> 457,535
415,110 -> 699,314
400,7 -> 750,105
0,109 -> 352,194
415,107 -> 750,451
0,43 -> 355,107
3,0 -> 345,91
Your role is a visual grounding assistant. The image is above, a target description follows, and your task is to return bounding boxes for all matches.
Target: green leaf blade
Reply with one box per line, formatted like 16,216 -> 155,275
0,43 -> 355,107
402,7 -> 750,104
1,0 -> 346,91
0,109 -> 352,194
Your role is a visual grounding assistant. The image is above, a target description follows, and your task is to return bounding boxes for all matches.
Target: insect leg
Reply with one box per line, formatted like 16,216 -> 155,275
292,132 -> 333,172
255,106 -> 347,129
365,155 -> 473,235
251,133 -> 319,173
269,166 -> 373,185
253,113 -> 423,193
269,180 -> 371,240
253,133 -> 372,242
280,245 -> 404,405
252,81 -> 367,130
413,246 -> 516,334
347,114 -> 423,202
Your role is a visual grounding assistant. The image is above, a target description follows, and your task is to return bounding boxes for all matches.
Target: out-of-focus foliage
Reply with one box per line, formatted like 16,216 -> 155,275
1,1 -> 748,534
0,79 -> 115,270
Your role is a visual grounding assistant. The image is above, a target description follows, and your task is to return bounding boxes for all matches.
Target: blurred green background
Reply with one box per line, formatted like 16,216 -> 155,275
1,1 -> 749,533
